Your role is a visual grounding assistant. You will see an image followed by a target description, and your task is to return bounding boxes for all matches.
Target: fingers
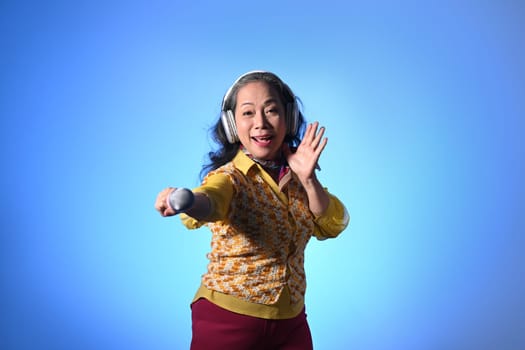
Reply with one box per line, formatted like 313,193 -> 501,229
303,122 -> 327,152
155,187 -> 177,217
316,135 -> 328,156
163,207 -> 176,217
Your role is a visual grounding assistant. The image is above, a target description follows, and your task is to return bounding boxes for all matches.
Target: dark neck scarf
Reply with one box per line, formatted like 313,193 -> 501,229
241,145 -> 285,169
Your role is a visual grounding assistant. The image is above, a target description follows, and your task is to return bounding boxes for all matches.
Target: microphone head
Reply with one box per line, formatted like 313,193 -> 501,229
168,188 -> 195,212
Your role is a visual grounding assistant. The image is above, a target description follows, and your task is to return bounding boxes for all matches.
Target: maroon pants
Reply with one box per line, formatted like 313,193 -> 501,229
190,298 -> 313,350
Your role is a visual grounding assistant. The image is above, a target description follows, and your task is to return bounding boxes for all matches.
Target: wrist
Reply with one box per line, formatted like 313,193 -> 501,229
299,175 -> 319,190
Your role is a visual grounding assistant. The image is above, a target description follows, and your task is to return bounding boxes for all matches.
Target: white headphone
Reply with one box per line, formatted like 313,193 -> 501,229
220,71 -> 300,144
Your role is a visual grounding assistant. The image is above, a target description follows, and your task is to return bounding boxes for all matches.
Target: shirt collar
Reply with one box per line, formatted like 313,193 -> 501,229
232,149 -> 258,175
232,149 -> 293,192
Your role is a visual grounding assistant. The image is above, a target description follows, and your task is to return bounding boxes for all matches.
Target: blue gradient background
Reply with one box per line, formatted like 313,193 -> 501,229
1,1 -> 524,349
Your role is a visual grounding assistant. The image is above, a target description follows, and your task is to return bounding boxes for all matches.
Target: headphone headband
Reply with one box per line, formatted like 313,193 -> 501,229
221,70 -> 268,111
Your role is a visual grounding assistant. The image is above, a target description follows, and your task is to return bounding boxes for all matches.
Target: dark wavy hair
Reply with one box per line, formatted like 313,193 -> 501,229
200,71 -> 306,180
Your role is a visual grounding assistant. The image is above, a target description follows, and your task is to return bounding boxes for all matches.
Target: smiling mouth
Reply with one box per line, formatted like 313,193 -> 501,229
252,136 -> 273,145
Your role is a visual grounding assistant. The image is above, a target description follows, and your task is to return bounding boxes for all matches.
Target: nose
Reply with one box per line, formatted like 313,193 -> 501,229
253,110 -> 269,129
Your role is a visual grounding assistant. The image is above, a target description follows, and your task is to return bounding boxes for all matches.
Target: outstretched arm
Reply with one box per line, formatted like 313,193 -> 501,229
283,122 -> 330,216
154,187 -> 211,220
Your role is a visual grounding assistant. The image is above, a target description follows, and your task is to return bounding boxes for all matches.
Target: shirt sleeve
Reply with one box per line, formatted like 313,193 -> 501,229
312,192 -> 350,240
180,172 -> 234,229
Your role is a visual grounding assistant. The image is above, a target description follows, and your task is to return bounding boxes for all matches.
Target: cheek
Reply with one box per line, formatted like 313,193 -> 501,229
235,118 -> 250,136
275,117 -> 287,134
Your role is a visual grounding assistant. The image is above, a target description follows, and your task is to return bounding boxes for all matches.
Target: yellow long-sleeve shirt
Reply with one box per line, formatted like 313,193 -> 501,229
181,150 -> 349,319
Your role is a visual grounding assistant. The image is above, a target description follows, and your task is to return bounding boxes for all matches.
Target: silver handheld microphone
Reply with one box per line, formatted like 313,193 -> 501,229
168,188 -> 195,213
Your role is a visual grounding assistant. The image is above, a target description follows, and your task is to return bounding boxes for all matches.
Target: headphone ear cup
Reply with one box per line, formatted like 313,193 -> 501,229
286,101 -> 299,137
221,110 -> 239,144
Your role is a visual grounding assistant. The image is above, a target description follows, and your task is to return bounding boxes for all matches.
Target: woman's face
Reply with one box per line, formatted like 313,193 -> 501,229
234,81 -> 287,160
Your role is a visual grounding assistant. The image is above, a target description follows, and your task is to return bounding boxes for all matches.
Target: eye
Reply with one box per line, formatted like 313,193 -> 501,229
265,107 -> 279,115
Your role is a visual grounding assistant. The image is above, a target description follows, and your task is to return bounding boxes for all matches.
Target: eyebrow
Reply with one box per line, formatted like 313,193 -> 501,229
240,98 -> 279,107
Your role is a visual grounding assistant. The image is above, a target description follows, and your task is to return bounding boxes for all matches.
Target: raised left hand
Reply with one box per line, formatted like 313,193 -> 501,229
283,122 -> 327,184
